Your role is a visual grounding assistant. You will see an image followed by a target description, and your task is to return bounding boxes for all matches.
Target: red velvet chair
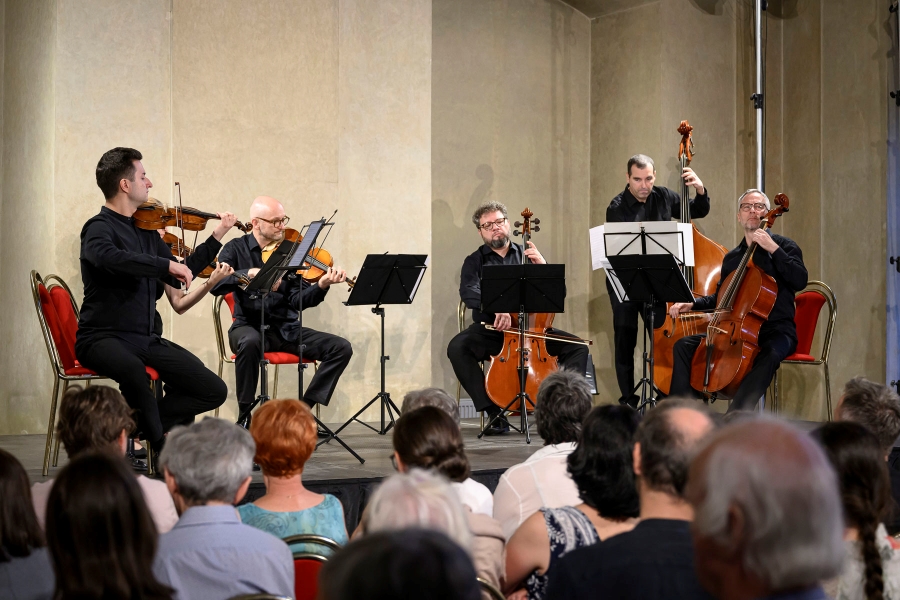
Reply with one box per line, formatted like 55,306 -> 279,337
31,271 -> 159,476
280,534 -> 342,600
212,293 -> 316,417
771,280 -> 837,420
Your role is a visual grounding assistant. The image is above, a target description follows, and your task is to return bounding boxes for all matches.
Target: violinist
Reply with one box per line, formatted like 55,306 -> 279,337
605,154 -> 710,407
75,148 -> 228,458
447,201 -> 589,435
668,190 -> 808,411
211,196 -> 352,419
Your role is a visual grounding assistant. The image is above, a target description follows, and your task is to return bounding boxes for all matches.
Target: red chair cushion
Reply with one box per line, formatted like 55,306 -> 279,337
228,352 -> 313,364
793,291 -> 827,357
224,293 -> 236,322
785,353 -> 816,362
38,284 -> 78,371
294,558 -> 323,600
48,286 -> 79,365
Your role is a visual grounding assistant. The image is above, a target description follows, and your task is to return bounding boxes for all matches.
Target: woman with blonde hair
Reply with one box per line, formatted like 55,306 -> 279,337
238,399 -> 348,553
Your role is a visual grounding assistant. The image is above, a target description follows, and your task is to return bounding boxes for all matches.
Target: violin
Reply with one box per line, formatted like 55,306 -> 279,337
688,193 -> 790,399
653,121 -> 728,394
483,208 -> 558,411
161,232 -> 215,278
134,197 -> 252,233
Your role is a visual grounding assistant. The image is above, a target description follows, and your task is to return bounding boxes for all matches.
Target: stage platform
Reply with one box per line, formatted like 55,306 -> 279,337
0,418 -> 544,531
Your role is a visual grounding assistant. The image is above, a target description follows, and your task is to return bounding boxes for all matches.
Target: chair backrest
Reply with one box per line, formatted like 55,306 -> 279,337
792,281 -> 837,361
477,577 -> 505,600
224,292 -> 236,319
31,271 -> 79,373
458,299 -> 467,333
282,534 -> 341,600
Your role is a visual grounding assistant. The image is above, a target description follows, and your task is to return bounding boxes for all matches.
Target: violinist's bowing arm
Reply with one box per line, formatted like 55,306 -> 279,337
165,262 -> 234,314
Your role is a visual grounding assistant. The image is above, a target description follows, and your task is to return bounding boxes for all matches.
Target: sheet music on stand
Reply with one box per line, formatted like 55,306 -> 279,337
589,222 -> 694,302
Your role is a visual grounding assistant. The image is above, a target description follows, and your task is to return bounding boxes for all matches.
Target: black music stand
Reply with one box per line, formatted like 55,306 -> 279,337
333,253 -> 428,436
607,253 -> 692,412
479,263 -> 566,444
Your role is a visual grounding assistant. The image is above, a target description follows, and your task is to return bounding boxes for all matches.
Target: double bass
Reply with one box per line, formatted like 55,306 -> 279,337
653,121 -> 728,394
689,194 -> 790,398
483,208 -> 558,411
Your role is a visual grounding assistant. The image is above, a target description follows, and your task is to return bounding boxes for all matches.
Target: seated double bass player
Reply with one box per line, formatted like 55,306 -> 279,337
447,201 -> 589,434
667,190 -> 808,412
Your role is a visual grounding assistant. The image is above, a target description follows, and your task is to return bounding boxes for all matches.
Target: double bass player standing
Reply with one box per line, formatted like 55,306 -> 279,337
668,190 -> 808,412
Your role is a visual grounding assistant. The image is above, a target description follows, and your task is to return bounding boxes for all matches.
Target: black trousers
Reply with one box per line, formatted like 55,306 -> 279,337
75,336 -> 227,445
669,326 -> 797,412
606,279 -> 666,402
229,325 -> 352,408
447,323 -> 590,414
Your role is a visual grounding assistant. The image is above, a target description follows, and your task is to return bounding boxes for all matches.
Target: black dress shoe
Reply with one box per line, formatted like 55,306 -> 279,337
132,447 -> 147,459
483,418 -> 510,436
317,427 -> 332,439
618,395 -> 640,409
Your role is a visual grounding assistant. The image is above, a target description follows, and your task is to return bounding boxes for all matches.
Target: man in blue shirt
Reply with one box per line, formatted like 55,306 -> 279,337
154,418 -> 294,600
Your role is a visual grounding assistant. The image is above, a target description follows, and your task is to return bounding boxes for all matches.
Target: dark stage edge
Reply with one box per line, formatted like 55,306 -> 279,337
0,418 -> 544,531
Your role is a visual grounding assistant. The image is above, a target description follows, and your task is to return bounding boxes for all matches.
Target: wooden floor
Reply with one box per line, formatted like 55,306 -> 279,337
0,417 -> 545,485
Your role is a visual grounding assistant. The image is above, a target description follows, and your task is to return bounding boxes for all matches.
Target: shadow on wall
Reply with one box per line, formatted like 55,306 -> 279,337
432,164 -> 495,393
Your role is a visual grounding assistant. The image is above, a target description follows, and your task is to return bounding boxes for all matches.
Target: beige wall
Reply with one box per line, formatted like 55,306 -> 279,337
432,0 -> 592,395
590,0 -> 889,417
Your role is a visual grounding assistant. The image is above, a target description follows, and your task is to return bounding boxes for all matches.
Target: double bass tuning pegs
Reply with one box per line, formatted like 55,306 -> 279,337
533,218 -> 541,225
513,229 -> 521,236
533,226 -> 540,233
514,221 -> 523,227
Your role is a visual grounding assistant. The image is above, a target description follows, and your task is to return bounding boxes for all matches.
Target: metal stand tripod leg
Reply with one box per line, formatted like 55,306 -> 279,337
635,299 -> 663,413
333,306 -> 402,437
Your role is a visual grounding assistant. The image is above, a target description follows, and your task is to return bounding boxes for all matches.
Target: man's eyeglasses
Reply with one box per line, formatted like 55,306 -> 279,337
257,216 -> 290,228
477,217 -> 508,231
739,203 -> 768,213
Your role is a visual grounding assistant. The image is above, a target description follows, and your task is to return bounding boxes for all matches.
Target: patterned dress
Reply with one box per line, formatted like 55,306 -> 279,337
524,506 -> 601,600
238,494 -> 348,556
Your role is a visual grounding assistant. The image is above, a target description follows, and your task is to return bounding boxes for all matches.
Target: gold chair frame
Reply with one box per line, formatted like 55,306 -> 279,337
771,280 -> 837,420
213,295 -> 317,417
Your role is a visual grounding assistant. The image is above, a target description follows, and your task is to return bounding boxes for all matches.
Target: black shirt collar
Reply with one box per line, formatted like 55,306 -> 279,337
622,186 -> 643,209
479,241 -> 521,259
100,205 -> 135,224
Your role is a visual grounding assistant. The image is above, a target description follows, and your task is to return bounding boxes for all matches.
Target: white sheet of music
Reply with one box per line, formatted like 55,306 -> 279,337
589,222 -> 694,303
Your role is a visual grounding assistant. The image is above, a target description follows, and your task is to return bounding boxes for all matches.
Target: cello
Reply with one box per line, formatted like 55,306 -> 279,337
483,208 -> 558,412
653,121 -> 728,394
689,194 -> 790,398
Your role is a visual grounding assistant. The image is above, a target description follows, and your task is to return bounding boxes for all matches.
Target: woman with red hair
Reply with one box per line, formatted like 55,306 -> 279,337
238,399 -> 348,553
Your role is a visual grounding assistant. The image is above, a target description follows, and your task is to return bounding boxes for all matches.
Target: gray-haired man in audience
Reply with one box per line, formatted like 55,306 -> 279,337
153,418 -> 294,600
686,419 -> 844,600
402,387 -> 460,424
546,398 -> 715,600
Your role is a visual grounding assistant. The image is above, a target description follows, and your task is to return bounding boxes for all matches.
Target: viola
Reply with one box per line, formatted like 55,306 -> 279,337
483,208 -> 558,411
240,227 -> 356,291
653,121 -> 728,394
688,193 -> 790,398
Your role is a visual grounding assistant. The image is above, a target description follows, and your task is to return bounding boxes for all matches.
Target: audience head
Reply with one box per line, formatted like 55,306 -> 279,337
567,405 -> 641,520
365,469 -> 472,551
813,421 -> 891,600
320,529 -> 480,600
46,451 -> 172,600
402,387 -> 460,425
96,147 -> 143,200
687,419 -> 844,599
836,377 -> 900,457
392,406 -> 470,483
0,449 -> 44,562
249,399 -> 316,479
634,398 -> 714,500
159,418 -> 254,512
535,369 -> 593,446
56,385 -> 134,459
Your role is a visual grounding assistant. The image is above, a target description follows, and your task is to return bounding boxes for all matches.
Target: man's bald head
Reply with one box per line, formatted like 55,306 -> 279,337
249,196 -> 284,220
635,398 -> 715,499
687,419 -> 844,596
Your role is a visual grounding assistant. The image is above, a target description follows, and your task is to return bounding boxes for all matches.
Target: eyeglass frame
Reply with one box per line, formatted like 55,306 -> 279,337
476,217 -> 509,231
255,215 -> 291,228
738,203 -> 768,213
